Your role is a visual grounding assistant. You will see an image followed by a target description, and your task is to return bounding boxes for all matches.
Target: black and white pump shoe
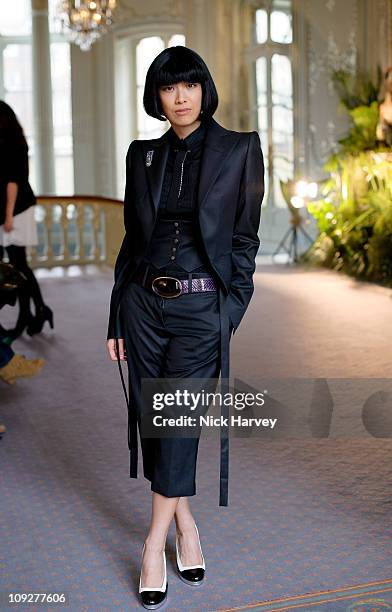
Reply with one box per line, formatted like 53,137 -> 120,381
175,522 -> 205,586
139,544 -> 168,609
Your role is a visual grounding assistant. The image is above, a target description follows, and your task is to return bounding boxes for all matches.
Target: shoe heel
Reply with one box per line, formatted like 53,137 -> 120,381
48,311 -> 54,329
43,306 -> 54,330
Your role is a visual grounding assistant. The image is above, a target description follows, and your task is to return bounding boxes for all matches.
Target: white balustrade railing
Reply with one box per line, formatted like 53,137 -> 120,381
24,196 -> 124,269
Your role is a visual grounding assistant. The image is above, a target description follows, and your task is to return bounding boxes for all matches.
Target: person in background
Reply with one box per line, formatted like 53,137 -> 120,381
0,261 -> 46,433
0,100 -> 53,339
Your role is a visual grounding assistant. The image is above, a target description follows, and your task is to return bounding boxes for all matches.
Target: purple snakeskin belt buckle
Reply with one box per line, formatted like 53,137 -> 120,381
151,275 -> 217,298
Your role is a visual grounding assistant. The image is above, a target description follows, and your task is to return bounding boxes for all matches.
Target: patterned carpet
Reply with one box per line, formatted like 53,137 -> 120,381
226,579 -> 392,610
0,264 -> 391,611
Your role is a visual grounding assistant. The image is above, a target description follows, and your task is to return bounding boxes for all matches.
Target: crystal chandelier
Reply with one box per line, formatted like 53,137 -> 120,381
57,1 -> 117,52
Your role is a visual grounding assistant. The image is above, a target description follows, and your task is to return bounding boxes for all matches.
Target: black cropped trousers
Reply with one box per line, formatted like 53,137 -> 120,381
120,279 -> 223,498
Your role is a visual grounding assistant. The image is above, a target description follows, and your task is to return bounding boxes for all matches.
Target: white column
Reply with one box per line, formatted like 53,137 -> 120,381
70,43 -> 96,195
92,32 -> 117,199
114,35 -> 137,198
31,0 -> 55,194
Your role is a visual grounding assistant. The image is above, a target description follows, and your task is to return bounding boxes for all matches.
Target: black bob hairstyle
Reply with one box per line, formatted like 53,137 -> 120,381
143,46 -> 219,122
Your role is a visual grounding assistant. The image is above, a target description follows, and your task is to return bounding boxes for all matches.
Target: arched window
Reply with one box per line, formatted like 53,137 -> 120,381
251,0 -> 294,208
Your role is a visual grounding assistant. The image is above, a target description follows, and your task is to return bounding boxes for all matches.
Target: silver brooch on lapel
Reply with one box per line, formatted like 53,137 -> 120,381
145,150 -> 154,167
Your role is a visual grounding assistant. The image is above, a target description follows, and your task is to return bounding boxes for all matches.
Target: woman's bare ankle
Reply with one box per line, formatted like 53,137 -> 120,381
144,535 -> 166,553
175,516 -> 196,536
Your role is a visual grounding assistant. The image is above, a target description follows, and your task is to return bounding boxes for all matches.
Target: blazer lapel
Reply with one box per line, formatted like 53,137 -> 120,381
140,116 -> 240,222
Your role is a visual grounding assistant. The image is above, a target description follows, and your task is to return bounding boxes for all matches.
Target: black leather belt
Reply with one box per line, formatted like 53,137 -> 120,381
131,262 -> 218,297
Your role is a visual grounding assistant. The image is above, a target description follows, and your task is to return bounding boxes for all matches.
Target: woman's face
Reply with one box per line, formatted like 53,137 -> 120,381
158,81 -> 202,127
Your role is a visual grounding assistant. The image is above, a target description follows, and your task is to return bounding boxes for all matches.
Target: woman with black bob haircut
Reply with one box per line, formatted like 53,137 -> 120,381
143,45 -> 218,121
106,45 -> 264,609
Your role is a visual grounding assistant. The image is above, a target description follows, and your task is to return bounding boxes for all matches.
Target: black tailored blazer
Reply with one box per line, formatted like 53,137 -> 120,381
107,115 -> 265,340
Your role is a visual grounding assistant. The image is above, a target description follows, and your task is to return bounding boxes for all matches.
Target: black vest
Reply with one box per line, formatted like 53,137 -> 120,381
140,119 -> 212,274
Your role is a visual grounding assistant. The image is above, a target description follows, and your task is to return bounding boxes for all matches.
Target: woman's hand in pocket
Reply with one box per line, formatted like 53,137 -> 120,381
107,338 -> 127,361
